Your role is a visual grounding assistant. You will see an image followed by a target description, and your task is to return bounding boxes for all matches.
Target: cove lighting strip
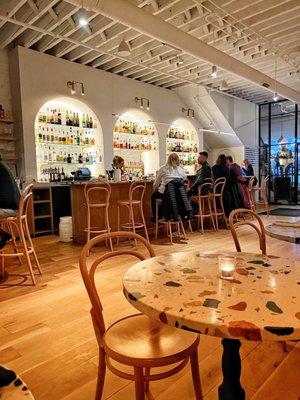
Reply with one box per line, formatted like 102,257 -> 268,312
200,128 -> 236,136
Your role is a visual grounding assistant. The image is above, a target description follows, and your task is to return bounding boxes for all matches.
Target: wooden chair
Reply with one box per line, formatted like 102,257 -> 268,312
211,177 -> 227,230
154,198 -> 192,244
79,231 -> 203,400
249,175 -> 269,216
84,182 -> 112,251
117,182 -> 149,242
228,208 -> 266,255
192,182 -> 216,233
0,184 -> 42,285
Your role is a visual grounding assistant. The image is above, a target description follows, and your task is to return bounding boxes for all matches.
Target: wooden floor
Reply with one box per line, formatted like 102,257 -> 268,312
0,216 -> 299,400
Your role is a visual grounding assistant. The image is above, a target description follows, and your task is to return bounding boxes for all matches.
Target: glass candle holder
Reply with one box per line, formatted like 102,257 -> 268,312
218,255 -> 235,280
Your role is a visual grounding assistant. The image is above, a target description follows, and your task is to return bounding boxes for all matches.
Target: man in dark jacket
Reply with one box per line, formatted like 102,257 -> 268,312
188,151 -> 212,196
0,153 -> 20,248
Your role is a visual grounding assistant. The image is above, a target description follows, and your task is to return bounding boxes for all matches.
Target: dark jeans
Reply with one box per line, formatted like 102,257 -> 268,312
151,191 -> 164,219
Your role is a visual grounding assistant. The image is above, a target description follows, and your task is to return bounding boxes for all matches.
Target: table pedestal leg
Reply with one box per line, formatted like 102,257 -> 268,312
218,338 -> 245,400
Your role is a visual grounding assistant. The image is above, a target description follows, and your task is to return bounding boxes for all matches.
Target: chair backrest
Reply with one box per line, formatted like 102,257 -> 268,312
79,231 -> 155,341
248,176 -> 256,191
229,208 -> 266,255
18,184 -> 34,220
261,175 -> 269,190
198,182 -> 213,196
213,177 -> 226,195
84,181 -> 111,208
129,181 -> 146,203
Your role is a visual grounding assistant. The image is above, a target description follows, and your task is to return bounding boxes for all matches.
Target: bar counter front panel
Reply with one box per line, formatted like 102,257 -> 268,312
71,180 -> 154,244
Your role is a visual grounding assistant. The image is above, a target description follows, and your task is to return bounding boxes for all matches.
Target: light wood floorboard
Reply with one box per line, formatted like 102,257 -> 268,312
0,215 -> 299,400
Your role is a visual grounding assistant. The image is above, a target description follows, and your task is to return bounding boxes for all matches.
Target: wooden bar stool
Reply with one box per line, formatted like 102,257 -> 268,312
249,175 -> 269,216
192,182 -> 216,233
154,198 -> 190,243
211,177 -> 227,230
117,181 -> 149,241
84,182 -> 112,251
0,184 -> 42,285
79,231 -> 203,400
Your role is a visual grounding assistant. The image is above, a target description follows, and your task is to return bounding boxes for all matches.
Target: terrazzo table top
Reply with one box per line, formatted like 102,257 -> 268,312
123,251 -> 300,342
265,222 -> 300,244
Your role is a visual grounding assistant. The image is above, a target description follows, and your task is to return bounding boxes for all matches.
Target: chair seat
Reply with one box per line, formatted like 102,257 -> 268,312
103,314 -> 198,366
118,200 -> 141,206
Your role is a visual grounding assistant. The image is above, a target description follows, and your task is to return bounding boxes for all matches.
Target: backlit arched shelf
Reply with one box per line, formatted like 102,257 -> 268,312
166,119 -> 199,174
113,111 -> 159,177
34,97 -> 104,182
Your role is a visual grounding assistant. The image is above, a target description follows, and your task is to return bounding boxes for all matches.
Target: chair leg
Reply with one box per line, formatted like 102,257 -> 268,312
140,205 -> 149,242
177,221 -> 181,239
134,366 -> 145,400
9,225 -> 22,266
168,222 -> 173,244
155,202 -> 159,239
95,348 -> 106,400
105,208 -> 113,251
25,219 -> 42,275
213,197 -> 219,231
117,205 -> 121,247
144,367 -> 150,392
188,220 -> 193,233
20,222 -> 36,285
1,254 -> 4,278
190,351 -> 203,400
180,219 -> 187,240
199,199 -> 204,234
208,197 -> 216,231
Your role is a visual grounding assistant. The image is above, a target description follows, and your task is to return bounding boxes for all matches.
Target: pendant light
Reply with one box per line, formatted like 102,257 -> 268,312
273,58 -> 278,102
117,39 -> 131,57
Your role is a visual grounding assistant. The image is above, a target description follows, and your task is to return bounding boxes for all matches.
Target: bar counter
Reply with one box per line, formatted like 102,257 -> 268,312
70,180 -> 154,244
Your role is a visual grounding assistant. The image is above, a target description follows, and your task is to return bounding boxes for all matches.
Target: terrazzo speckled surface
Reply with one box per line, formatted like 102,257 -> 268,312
265,223 -> 300,244
123,251 -> 300,342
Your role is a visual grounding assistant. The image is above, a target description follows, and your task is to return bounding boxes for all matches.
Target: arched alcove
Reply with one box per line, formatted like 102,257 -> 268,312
166,118 -> 199,174
113,110 -> 159,176
34,97 -> 104,181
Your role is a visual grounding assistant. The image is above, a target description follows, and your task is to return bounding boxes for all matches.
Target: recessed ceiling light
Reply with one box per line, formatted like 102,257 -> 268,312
79,17 -> 88,27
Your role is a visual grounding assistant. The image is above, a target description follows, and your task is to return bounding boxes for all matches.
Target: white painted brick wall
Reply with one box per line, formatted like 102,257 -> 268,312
0,48 -> 12,118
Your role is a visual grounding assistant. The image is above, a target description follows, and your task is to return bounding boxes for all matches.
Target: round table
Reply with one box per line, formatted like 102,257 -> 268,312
265,222 -> 300,244
123,251 -> 300,400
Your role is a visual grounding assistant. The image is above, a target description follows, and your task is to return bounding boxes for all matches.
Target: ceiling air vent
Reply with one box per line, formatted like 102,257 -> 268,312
262,83 -> 270,88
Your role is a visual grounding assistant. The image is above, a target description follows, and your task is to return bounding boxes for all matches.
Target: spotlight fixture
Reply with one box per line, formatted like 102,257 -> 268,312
273,92 -> 278,102
182,107 -> 195,118
211,65 -> 217,78
219,80 -> 229,91
117,39 -> 131,57
135,97 -> 150,110
79,17 -> 88,26
67,80 -> 85,96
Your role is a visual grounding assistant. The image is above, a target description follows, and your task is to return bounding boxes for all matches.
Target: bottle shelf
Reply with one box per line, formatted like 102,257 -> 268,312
0,118 -> 14,124
166,151 -> 197,155
36,141 -> 99,147
114,148 -> 157,152
0,136 -> 16,141
166,137 -> 195,142
37,122 -> 96,130
114,131 -> 155,137
37,161 -> 102,165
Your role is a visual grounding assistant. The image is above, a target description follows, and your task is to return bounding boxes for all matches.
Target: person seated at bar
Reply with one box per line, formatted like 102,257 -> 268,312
151,153 -> 186,221
187,151 -> 212,197
0,153 -> 20,249
226,155 -> 250,209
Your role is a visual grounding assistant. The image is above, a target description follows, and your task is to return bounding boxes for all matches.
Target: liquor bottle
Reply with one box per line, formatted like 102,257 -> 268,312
66,111 -> 69,126
58,109 -> 62,125
0,105 -> 5,119
67,154 -> 72,163
82,114 -> 86,128
78,154 -> 83,163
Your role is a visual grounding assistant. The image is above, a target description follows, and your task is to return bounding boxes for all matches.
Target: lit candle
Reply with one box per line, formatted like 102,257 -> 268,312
218,256 -> 235,280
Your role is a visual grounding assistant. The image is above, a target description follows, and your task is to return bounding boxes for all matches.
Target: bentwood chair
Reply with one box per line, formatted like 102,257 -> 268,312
228,208 -> 266,255
84,182 -> 112,252
117,182 -> 149,241
0,184 -> 42,285
192,182 -> 216,233
249,175 -> 269,216
211,177 -> 227,230
79,231 -> 203,400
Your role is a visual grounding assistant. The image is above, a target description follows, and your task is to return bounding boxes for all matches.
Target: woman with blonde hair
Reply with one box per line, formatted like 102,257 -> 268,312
151,153 -> 188,220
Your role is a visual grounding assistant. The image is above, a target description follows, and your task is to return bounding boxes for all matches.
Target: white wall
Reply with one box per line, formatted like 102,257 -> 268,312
210,91 -> 258,149
0,49 -> 12,118
212,146 -> 244,165
10,46 -> 203,180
